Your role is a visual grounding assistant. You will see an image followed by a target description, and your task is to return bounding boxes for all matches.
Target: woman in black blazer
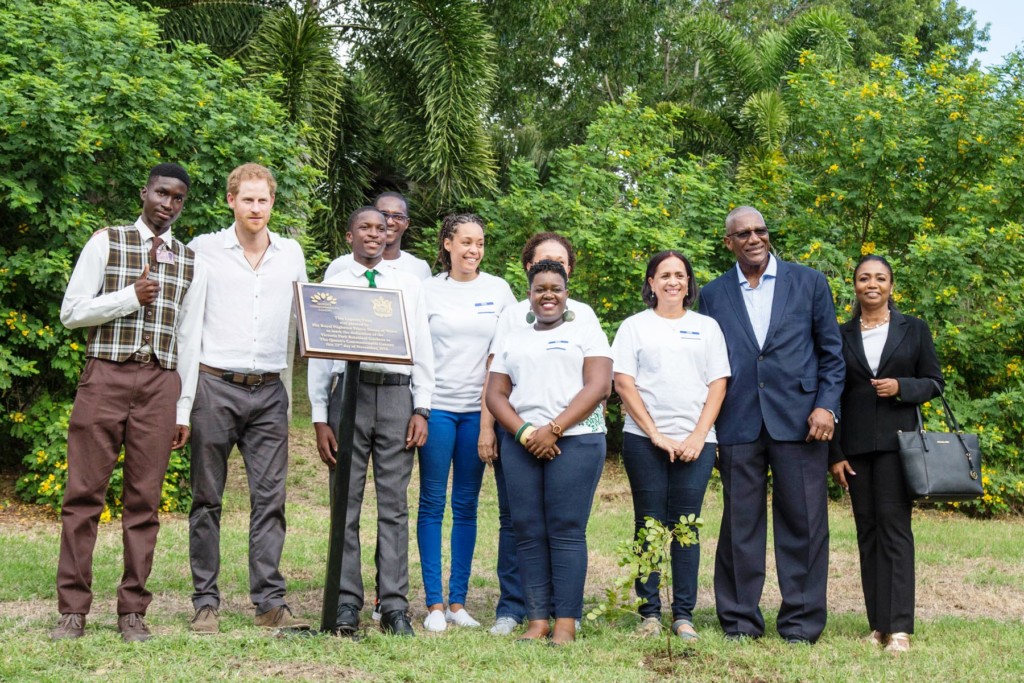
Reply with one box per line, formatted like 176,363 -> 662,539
829,255 -> 943,654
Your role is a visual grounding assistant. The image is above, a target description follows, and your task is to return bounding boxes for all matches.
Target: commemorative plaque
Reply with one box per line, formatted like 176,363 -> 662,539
294,282 -> 413,365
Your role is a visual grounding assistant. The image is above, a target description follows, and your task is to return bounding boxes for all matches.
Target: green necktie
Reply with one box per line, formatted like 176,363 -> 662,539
365,269 -> 379,288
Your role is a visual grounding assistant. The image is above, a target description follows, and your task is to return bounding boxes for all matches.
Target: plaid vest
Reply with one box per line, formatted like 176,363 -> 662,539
86,225 -> 196,369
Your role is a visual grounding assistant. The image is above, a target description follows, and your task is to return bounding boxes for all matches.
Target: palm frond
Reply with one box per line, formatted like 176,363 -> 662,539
740,90 -> 789,151
132,0 -> 286,57
358,0 -> 497,205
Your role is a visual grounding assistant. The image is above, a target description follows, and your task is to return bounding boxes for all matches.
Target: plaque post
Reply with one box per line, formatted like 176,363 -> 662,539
320,360 -> 360,634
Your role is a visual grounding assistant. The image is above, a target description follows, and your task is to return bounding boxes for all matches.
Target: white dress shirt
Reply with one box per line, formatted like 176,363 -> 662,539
325,250 -> 432,281
307,259 -> 435,423
736,253 -> 778,349
189,224 -> 307,374
60,217 -> 207,424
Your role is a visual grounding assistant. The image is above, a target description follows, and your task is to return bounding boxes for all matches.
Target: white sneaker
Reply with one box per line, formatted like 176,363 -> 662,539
445,607 -> 481,628
489,616 -> 519,636
423,609 -> 447,632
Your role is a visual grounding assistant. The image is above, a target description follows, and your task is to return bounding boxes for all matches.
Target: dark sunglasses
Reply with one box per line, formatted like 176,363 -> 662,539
726,227 -> 769,241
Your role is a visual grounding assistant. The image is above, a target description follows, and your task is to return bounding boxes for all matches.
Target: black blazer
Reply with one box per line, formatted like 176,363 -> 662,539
830,309 -> 944,462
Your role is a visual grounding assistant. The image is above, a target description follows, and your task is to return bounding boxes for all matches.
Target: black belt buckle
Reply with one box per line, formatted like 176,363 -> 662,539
360,370 -> 387,385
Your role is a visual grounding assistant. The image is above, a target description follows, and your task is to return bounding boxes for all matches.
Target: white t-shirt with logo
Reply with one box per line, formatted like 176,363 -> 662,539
422,272 -> 516,413
611,308 -> 731,442
325,250 -> 432,281
491,319 -> 612,436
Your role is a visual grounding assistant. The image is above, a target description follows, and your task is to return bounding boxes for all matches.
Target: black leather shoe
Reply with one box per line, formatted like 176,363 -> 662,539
335,603 -> 360,634
380,609 -> 415,636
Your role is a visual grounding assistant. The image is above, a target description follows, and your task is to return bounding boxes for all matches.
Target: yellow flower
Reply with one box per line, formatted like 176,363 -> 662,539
861,241 -> 876,255
70,342 -> 79,351
10,412 -> 25,423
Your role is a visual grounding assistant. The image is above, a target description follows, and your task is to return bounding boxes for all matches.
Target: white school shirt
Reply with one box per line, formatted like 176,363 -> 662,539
324,250 -> 432,281
493,297 -> 603,345
491,319 -> 612,436
422,272 -> 516,413
611,308 -> 731,442
307,261 -> 435,423
189,225 -> 307,374
60,217 -> 207,424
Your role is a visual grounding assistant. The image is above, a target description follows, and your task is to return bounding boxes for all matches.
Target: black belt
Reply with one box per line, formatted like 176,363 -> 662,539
359,370 -> 410,386
200,363 -> 280,387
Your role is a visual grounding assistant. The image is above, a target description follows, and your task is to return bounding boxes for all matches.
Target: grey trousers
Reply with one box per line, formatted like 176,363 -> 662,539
189,373 -> 290,614
327,376 -> 414,613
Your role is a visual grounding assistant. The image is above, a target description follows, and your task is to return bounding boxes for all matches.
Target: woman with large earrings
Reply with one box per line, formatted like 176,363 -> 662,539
829,255 -> 943,653
417,213 -> 516,632
486,260 -> 612,645
611,250 -> 730,641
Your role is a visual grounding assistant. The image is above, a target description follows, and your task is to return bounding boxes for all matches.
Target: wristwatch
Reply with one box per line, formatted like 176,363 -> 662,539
548,421 -> 563,437
413,408 -> 431,420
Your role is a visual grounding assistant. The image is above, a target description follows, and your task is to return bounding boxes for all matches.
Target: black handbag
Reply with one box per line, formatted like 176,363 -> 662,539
897,392 -> 982,503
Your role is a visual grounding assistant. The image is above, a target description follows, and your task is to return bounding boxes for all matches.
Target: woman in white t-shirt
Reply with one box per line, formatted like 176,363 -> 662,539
486,260 -> 612,645
417,213 -> 516,632
611,250 -> 730,642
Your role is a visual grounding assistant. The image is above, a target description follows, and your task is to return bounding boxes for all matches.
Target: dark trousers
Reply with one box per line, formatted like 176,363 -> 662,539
57,358 -> 179,616
492,430 -> 526,622
621,434 -> 716,621
500,432 -> 605,620
327,378 -> 414,612
847,450 -> 915,634
714,426 -> 829,641
189,373 -> 290,614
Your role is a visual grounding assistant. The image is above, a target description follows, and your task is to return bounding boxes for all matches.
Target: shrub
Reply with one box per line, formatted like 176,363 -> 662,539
0,0 -> 316,514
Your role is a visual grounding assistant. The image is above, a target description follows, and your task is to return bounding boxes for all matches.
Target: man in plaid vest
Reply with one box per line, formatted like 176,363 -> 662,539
52,163 -> 208,643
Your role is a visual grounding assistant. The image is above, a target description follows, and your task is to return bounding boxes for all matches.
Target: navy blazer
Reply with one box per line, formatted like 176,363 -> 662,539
698,258 -> 845,445
829,310 -> 944,461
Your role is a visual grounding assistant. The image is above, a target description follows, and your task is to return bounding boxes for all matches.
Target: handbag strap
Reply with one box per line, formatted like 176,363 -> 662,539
912,388 -> 979,479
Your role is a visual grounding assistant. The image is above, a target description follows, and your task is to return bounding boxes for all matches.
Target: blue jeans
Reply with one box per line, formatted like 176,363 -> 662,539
621,433 -> 715,621
501,432 -> 605,620
417,410 -> 486,607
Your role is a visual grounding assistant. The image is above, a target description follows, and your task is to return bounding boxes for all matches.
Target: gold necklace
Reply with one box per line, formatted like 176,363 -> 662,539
860,313 -> 890,331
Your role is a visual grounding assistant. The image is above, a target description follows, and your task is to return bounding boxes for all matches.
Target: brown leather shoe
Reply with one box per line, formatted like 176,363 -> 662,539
190,605 -> 219,634
50,613 -> 85,640
254,605 -> 310,630
117,613 -> 152,642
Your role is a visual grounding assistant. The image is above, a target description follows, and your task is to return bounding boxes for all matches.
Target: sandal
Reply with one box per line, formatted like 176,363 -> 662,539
864,630 -> 889,646
885,632 -> 910,653
671,618 -> 700,641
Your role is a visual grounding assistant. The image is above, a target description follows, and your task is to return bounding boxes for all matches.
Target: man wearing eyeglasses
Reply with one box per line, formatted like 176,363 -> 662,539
325,192 -> 432,281
698,205 -> 844,645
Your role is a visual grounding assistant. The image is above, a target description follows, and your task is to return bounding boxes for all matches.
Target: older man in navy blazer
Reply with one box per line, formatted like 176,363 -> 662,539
698,206 -> 844,644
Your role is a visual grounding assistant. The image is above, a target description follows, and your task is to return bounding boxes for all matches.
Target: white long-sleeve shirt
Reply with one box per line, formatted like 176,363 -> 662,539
60,217 -> 207,424
189,224 -> 307,374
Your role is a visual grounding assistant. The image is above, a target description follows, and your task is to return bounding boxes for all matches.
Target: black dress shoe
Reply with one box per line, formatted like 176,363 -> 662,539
380,609 -> 415,636
784,636 -> 813,645
335,603 -> 360,634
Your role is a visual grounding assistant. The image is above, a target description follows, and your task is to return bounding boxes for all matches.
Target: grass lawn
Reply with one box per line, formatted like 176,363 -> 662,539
2,370 -> 1023,681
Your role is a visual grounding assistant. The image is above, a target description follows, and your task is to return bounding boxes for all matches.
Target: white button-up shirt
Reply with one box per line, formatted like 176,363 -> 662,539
736,253 -> 777,349
60,217 -> 207,424
307,260 -> 435,423
325,250 -> 432,281
189,224 -> 307,374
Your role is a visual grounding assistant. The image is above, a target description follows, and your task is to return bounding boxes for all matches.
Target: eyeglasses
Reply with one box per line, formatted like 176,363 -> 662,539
726,227 -> 769,241
379,211 -> 409,223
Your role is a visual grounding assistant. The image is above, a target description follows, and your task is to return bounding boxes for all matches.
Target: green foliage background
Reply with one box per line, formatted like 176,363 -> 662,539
0,0 -> 317,514
1,0 -> 1021,518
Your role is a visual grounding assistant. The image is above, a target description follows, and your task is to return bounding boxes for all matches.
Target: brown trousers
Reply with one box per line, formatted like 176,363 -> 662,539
57,358 -> 179,615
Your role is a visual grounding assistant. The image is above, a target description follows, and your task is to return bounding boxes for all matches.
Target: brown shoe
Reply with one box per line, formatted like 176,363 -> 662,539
117,613 -> 152,642
190,605 -> 219,634
254,605 -> 310,630
50,613 -> 86,640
